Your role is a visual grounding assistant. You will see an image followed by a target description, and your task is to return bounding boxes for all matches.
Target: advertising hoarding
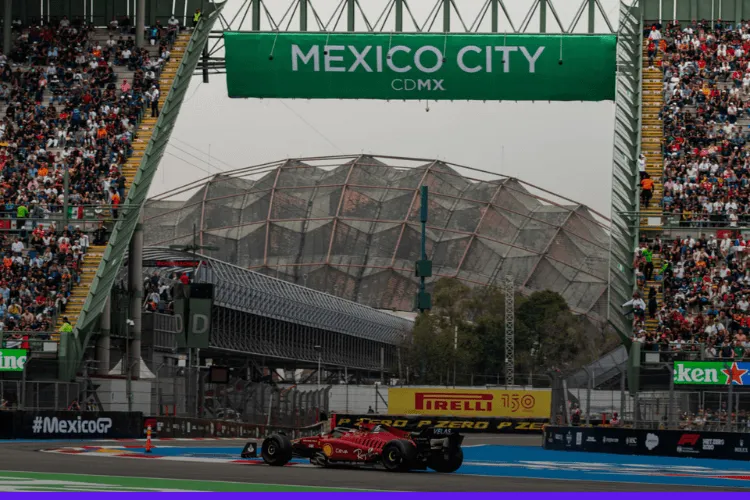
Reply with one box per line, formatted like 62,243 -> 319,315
388,388 -> 550,419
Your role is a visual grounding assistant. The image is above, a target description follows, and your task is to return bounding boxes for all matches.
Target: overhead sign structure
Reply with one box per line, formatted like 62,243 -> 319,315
673,361 -> 750,385
225,33 -> 616,102
0,349 -> 27,372
388,388 -> 550,419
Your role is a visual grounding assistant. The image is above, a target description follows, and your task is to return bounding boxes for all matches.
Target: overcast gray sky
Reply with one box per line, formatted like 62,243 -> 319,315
151,0 -> 622,218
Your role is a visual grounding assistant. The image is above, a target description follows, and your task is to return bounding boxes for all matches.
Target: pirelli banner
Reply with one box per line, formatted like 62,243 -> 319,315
388,388 -> 551,419
333,414 -> 546,434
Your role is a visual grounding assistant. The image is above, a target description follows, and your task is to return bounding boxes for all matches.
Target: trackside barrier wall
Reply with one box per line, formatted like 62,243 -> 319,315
544,425 -> 750,461
142,416 -> 326,439
0,411 -> 142,439
332,414 -> 547,434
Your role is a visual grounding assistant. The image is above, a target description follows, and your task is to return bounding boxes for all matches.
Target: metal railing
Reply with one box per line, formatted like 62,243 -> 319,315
0,331 -> 63,353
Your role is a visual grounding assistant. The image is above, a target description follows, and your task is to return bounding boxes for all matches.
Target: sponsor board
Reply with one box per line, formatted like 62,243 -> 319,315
388,388 -> 550,419
225,32 -> 617,102
673,361 -> 750,385
334,414 -> 547,434
0,349 -> 27,372
545,426 -> 750,461
32,416 -> 113,435
0,411 -> 141,439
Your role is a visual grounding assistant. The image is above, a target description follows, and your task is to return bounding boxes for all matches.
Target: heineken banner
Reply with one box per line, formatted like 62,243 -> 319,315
673,361 -> 750,385
0,349 -> 27,372
225,32 -> 616,102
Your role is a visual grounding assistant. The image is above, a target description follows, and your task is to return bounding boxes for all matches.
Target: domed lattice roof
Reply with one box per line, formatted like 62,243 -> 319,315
144,155 -> 610,324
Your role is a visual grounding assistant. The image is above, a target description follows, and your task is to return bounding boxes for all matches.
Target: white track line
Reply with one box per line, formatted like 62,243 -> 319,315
0,470 -> 384,491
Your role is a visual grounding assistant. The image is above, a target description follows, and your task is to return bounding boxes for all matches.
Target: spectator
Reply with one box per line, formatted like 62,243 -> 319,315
641,173 -> 654,208
0,15 -> 180,345
59,316 -> 73,335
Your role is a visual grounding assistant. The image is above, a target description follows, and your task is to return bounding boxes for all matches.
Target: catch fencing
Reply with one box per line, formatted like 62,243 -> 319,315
0,380 -> 85,411
558,359 -> 750,432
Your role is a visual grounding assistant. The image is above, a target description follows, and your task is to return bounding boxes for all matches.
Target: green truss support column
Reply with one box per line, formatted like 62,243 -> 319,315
58,1 -> 228,381
491,0 -> 498,32
252,0 -> 261,30
607,0 -> 642,346
300,0 -> 308,31
395,0 -> 403,31
443,0 -> 451,32
347,0 -> 355,31
539,0 -> 547,33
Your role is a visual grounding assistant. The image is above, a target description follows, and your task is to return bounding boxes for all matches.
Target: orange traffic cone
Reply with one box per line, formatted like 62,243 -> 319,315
145,425 -> 153,453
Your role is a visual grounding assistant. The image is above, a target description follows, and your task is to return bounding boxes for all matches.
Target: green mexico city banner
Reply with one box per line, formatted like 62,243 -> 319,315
0,349 -> 27,372
673,361 -> 750,385
224,32 -> 616,102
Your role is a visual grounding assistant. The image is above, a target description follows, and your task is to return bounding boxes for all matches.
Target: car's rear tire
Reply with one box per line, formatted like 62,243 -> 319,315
261,434 -> 293,466
381,440 -> 417,472
427,447 -> 464,473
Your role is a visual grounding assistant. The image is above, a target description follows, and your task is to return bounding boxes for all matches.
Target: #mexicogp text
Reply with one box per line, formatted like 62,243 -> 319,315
334,415 -> 546,433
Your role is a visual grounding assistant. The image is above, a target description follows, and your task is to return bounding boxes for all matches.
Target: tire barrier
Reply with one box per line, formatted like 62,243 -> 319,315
544,425 -> 750,461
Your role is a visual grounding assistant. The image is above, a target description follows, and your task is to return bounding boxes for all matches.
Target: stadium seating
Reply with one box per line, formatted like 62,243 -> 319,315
633,21 -> 750,359
0,19 -> 190,349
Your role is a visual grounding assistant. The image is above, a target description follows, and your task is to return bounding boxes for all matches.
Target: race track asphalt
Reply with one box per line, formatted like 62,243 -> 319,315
0,435 -> 746,491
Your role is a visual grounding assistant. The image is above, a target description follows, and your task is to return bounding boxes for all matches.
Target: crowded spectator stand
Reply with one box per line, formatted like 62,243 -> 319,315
0,16 -> 185,352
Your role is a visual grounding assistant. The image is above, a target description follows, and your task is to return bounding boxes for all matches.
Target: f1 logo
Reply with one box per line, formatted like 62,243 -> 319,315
677,434 -> 700,446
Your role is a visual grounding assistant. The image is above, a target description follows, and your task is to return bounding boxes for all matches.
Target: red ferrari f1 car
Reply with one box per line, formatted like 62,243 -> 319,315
241,422 -> 464,473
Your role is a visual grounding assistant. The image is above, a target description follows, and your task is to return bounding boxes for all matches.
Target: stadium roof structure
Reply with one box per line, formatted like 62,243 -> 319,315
123,247 -> 411,345
144,154 -> 611,325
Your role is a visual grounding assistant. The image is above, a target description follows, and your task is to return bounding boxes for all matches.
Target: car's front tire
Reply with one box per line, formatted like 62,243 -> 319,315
381,440 -> 417,472
261,434 -> 293,466
427,447 -> 464,473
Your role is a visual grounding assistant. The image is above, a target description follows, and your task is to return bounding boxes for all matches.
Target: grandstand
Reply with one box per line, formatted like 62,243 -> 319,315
633,19 -> 750,360
0,8 -> 194,353
143,155 -> 612,327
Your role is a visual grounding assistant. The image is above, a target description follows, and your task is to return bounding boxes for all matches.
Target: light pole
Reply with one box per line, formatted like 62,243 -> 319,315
314,345 -> 322,390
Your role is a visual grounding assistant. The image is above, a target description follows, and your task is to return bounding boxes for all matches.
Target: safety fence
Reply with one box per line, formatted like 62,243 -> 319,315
0,380 -> 84,411
557,361 -> 750,433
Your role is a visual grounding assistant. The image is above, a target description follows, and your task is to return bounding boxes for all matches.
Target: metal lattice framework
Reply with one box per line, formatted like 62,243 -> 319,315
127,248 -> 408,369
128,248 -> 411,344
607,0 -> 641,344
202,259 -> 409,344
144,154 -> 611,326
199,0 -> 617,75
504,274 -> 514,386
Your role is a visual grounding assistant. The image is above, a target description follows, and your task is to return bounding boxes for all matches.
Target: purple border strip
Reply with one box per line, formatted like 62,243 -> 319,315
9,493 -> 750,497
14,494 -> 750,497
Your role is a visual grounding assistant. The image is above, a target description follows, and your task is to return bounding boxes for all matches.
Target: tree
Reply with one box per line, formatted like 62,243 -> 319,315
401,278 -> 610,385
